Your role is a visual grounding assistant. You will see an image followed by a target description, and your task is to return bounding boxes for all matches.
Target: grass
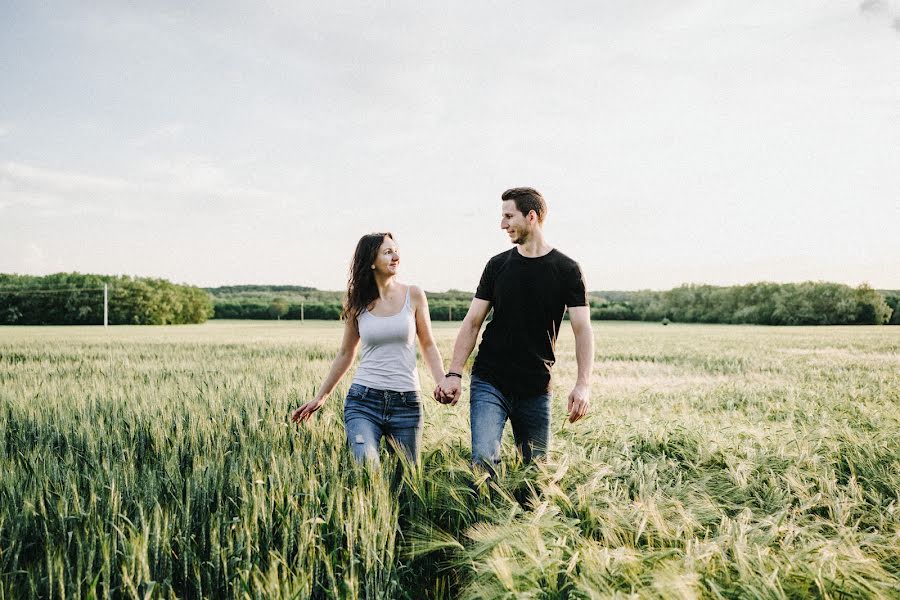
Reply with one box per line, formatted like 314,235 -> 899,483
1,320 -> 898,598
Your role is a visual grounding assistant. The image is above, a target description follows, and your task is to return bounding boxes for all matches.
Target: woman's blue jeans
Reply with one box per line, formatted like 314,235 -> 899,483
469,374 -> 552,471
343,383 -> 423,464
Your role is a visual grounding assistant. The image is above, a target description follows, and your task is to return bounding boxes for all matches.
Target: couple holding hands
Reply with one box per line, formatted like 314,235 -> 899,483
291,187 -> 594,470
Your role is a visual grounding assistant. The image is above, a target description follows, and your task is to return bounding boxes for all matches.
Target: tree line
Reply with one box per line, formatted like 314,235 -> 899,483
590,282 -> 896,325
212,298 -> 473,321
2,277 -> 894,326
0,273 -> 213,325
209,282 -> 896,325
207,285 -> 473,322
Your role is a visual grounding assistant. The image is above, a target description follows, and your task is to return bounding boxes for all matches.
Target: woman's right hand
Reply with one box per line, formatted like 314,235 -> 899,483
291,397 -> 326,423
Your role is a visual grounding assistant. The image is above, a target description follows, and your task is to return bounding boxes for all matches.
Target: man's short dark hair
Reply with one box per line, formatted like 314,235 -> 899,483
501,187 -> 547,223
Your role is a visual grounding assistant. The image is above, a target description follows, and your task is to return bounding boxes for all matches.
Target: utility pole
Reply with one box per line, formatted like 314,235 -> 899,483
103,283 -> 108,327
300,302 -> 304,323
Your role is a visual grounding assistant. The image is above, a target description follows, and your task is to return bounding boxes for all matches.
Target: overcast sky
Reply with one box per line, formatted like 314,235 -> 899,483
2,1 -> 898,292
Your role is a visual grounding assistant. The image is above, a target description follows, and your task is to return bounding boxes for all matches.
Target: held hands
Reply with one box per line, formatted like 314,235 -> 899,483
291,397 -> 326,423
566,384 -> 590,423
434,374 -> 462,405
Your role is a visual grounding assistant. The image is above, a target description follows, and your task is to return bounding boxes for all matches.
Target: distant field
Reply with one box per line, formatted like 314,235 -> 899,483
1,321 -> 899,598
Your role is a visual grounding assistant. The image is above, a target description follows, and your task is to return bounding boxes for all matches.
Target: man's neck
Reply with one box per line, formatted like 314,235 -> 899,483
516,230 -> 552,258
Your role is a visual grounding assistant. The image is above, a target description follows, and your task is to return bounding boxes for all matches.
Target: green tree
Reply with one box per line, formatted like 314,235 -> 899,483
268,297 -> 289,320
0,273 -> 212,325
884,295 -> 900,325
854,284 -> 892,324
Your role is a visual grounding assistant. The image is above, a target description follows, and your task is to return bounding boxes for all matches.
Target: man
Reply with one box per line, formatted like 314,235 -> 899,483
436,187 -> 594,470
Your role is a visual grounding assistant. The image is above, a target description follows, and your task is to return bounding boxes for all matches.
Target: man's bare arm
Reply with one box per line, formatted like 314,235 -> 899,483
449,298 -> 491,373
566,305 -> 594,423
438,298 -> 491,404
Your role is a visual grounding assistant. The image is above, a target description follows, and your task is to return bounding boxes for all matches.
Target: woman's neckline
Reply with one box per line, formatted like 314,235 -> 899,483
364,284 -> 409,318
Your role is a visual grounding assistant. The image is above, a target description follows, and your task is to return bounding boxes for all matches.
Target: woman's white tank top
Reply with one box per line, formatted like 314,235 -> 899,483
351,286 -> 420,392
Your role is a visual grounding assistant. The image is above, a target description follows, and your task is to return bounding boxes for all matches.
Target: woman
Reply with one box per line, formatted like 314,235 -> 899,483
291,232 -> 446,464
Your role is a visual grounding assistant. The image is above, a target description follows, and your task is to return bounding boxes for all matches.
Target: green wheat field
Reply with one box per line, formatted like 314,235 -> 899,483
1,321 -> 898,599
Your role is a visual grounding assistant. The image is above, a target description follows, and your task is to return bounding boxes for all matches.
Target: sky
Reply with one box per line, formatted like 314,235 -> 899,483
1,1 -> 899,292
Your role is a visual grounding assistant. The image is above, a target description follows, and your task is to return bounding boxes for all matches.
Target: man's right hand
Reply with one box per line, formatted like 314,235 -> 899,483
436,375 -> 462,405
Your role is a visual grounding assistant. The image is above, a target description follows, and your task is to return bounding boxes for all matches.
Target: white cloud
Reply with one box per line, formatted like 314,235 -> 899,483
0,162 -> 129,218
132,122 -> 185,148
2,161 -> 129,192
0,158 -> 291,221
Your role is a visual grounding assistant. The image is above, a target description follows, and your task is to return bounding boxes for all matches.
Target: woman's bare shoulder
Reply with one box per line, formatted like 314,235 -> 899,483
407,284 -> 428,305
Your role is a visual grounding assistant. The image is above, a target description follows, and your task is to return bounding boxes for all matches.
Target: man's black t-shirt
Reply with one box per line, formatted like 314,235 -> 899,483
472,247 -> 587,397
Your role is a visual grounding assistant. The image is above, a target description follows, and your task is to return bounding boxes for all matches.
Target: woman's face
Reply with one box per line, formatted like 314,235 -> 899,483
371,236 -> 399,276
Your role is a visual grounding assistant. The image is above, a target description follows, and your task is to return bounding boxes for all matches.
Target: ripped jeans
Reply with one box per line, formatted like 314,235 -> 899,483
343,383 -> 423,464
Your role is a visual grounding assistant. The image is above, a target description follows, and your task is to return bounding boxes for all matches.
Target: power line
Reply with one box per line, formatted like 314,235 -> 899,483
0,288 -> 107,294
0,287 -> 164,294
0,287 -> 200,296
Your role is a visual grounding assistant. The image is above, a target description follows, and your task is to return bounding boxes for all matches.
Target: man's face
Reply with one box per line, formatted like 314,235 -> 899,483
500,199 -> 532,245
371,236 -> 400,276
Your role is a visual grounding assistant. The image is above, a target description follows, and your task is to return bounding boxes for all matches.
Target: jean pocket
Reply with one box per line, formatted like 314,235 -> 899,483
345,385 -> 365,402
401,392 -> 421,408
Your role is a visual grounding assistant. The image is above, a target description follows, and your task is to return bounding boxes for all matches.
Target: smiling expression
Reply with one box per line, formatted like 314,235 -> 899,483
371,236 -> 400,276
500,199 -> 536,245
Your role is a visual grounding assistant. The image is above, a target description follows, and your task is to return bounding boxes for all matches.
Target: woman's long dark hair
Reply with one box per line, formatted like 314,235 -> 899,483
343,232 -> 393,322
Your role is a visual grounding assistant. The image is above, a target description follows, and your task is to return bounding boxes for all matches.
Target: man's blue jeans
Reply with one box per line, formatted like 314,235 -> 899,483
470,374 -> 552,470
343,383 -> 423,464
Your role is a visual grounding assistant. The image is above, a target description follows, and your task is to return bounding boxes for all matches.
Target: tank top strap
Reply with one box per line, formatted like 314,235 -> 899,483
404,285 -> 411,309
